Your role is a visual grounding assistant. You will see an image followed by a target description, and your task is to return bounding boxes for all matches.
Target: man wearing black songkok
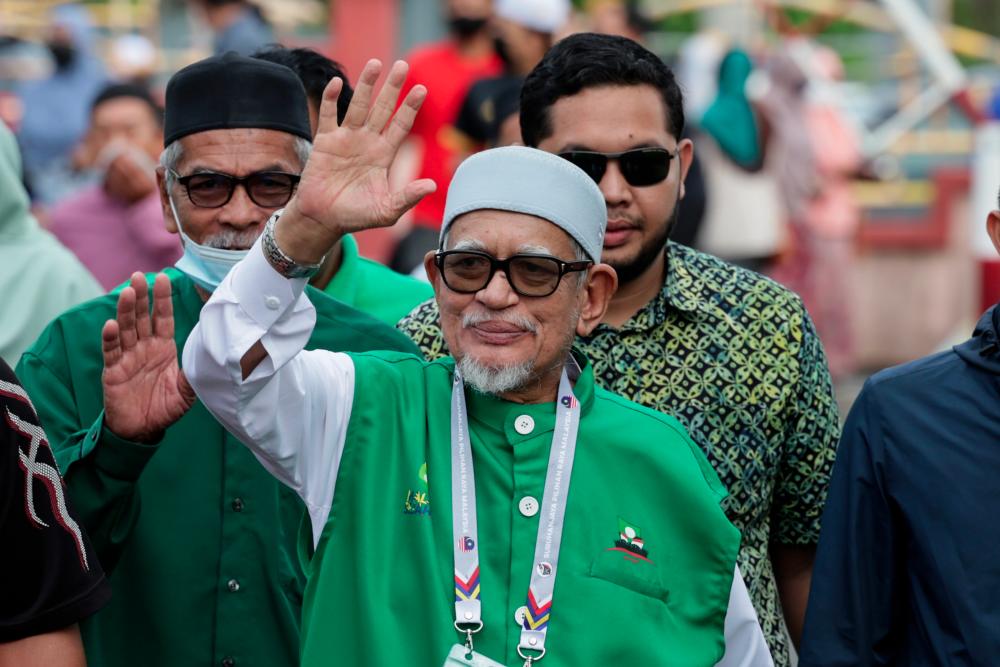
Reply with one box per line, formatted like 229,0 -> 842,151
15,51 -> 419,667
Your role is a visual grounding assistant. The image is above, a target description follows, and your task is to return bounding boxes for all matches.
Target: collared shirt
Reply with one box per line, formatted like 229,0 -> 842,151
48,186 -> 181,291
182,241 -> 774,667
398,241 -> 841,664
16,269 -> 419,667
321,233 -> 433,327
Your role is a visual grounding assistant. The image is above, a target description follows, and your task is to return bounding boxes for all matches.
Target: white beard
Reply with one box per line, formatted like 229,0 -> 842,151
457,355 -> 535,396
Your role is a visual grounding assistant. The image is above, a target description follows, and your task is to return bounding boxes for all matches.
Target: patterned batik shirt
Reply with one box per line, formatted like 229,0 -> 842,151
398,241 -> 840,665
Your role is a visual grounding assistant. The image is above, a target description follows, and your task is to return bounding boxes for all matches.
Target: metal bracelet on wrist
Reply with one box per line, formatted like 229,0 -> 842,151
261,209 -> 323,279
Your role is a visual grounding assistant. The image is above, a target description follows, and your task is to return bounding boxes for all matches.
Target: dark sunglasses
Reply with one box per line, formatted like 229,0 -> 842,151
559,147 -> 676,187
435,250 -> 592,297
169,169 -> 301,208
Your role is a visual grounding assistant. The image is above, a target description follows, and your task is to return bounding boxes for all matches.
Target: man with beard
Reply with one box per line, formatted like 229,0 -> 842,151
110,58 -> 771,665
399,33 -> 840,665
15,52 -> 418,667
392,0 -> 503,272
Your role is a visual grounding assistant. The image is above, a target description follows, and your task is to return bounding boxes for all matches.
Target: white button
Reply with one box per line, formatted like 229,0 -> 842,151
514,606 -> 527,625
518,496 -> 539,517
514,415 -> 535,435
264,295 -> 281,310
464,611 -> 473,620
529,637 -> 538,646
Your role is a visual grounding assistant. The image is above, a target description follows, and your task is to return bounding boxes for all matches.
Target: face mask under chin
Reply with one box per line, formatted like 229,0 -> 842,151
169,194 -> 252,292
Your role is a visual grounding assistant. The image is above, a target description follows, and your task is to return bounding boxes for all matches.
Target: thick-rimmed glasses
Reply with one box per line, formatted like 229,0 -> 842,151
559,147 -> 676,187
435,250 -> 592,297
169,169 -> 300,208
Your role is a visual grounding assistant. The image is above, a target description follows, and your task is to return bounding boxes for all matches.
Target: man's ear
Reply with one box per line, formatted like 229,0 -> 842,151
988,210 -> 1000,257
577,263 -> 618,336
157,167 -> 177,234
423,249 -> 440,296
677,136 -> 694,201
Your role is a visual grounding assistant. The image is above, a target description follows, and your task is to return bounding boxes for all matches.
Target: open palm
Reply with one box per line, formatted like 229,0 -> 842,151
290,59 -> 436,241
102,273 -> 195,443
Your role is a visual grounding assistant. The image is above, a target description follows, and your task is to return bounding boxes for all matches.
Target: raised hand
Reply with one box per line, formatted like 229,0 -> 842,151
102,273 -> 195,443
278,59 -> 437,262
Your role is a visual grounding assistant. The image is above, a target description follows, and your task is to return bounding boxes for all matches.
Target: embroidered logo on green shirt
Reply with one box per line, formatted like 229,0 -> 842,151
609,517 -> 650,562
403,462 -> 431,515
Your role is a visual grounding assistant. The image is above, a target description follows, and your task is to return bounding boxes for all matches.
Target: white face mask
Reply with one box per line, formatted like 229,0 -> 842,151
169,194 -> 250,292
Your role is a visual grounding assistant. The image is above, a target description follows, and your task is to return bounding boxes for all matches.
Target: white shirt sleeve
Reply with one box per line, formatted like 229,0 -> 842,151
716,566 -> 774,667
181,238 -> 354,544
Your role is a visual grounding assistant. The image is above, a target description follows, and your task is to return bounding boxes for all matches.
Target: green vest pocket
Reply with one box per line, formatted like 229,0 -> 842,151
587,549 -> 670,604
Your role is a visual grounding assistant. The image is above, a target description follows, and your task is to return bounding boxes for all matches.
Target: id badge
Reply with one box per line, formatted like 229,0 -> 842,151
442,644 -> 507,667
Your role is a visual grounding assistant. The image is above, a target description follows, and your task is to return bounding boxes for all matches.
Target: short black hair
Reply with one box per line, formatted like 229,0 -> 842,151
91,83 -> 163,127
520,33 -> 684,147
252,45 -> 353,124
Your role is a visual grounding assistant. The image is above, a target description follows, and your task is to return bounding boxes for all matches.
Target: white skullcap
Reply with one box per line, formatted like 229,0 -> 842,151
441,146 -> 607,262
495,0 -> 571,33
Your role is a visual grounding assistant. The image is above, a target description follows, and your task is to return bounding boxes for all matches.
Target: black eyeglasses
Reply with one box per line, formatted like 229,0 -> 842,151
559,147 -> 676,187
435,250 -> 592,297
169,169 -> 301,208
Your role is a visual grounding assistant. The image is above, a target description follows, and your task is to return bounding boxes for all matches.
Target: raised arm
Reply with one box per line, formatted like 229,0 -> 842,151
182,58 -> 434,537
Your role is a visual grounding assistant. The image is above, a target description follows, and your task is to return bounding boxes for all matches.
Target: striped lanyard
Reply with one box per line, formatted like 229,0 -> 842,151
451,365 -> 581,666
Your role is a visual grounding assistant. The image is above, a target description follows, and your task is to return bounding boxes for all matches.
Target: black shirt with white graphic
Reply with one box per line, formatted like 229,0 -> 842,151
0,359 -> 110,642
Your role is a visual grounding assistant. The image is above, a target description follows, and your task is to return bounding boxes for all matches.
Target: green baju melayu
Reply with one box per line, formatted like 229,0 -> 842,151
15,268 -> 420,667
181,245 -> 747,666
302,353 -> 742,666
321,233 -> 433,326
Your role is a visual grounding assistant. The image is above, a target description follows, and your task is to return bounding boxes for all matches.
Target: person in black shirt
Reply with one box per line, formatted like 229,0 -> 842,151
0,358 -> 109,665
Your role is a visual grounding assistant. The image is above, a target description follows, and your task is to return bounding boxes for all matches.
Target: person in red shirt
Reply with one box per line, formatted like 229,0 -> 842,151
391,0 -> 502,272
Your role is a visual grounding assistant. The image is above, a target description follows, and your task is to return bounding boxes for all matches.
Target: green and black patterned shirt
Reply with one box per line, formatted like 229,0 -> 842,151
398,242 -> 840,665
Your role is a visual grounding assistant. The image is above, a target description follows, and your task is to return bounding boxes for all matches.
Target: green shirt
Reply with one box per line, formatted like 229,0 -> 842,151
321,233 -> 433,327
301,352 -> 741,666
16,269 -> 419,667
399,242 -> 841,665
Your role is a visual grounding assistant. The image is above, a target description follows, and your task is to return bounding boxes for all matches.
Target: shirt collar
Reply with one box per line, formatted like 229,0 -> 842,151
661,242 -> 703,314
463,349 -> 596,441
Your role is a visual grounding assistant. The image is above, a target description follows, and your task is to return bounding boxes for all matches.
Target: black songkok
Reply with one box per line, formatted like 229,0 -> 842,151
164,51 -> 311,146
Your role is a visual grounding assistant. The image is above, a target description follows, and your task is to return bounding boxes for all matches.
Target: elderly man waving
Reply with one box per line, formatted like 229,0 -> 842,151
107,60 -> 771,666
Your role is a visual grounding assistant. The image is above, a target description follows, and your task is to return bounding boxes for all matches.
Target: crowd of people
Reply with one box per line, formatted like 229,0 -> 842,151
2,1 -> 999,666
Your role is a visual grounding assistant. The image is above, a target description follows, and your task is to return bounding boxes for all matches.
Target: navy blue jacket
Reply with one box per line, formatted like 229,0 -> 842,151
799,306 -> 1000,666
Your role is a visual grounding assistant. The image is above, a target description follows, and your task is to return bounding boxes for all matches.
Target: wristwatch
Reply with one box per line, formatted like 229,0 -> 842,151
261,209 -> 324,279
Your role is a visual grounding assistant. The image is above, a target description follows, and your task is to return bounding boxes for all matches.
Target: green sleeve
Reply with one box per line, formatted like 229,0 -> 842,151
16,330 -> 159,573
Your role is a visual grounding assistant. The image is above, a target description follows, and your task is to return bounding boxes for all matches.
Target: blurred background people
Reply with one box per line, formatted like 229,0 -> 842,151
773,46 -> 866,380
0,121 -> 101,367
391,0 -> 570,273
106,34 -> 158,88
191,0 -> 273,56
15,4 -> 107,205
696,48 -> 787,271
48,83 -> 179,291
588,0 -> 653,43
390,0 -> 502,274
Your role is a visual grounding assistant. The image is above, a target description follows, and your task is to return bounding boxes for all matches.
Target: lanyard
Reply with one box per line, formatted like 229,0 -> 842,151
451,364 -> 581,666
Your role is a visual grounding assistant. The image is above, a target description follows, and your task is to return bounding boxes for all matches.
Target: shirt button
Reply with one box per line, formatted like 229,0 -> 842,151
514,606 -> 527,626
221,658 -> 236,667
227,578 -> 240,593
514,415 -> 535,435
518,496 -> 539,517
264,295 -> 281,310
231,498 -> 244,512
